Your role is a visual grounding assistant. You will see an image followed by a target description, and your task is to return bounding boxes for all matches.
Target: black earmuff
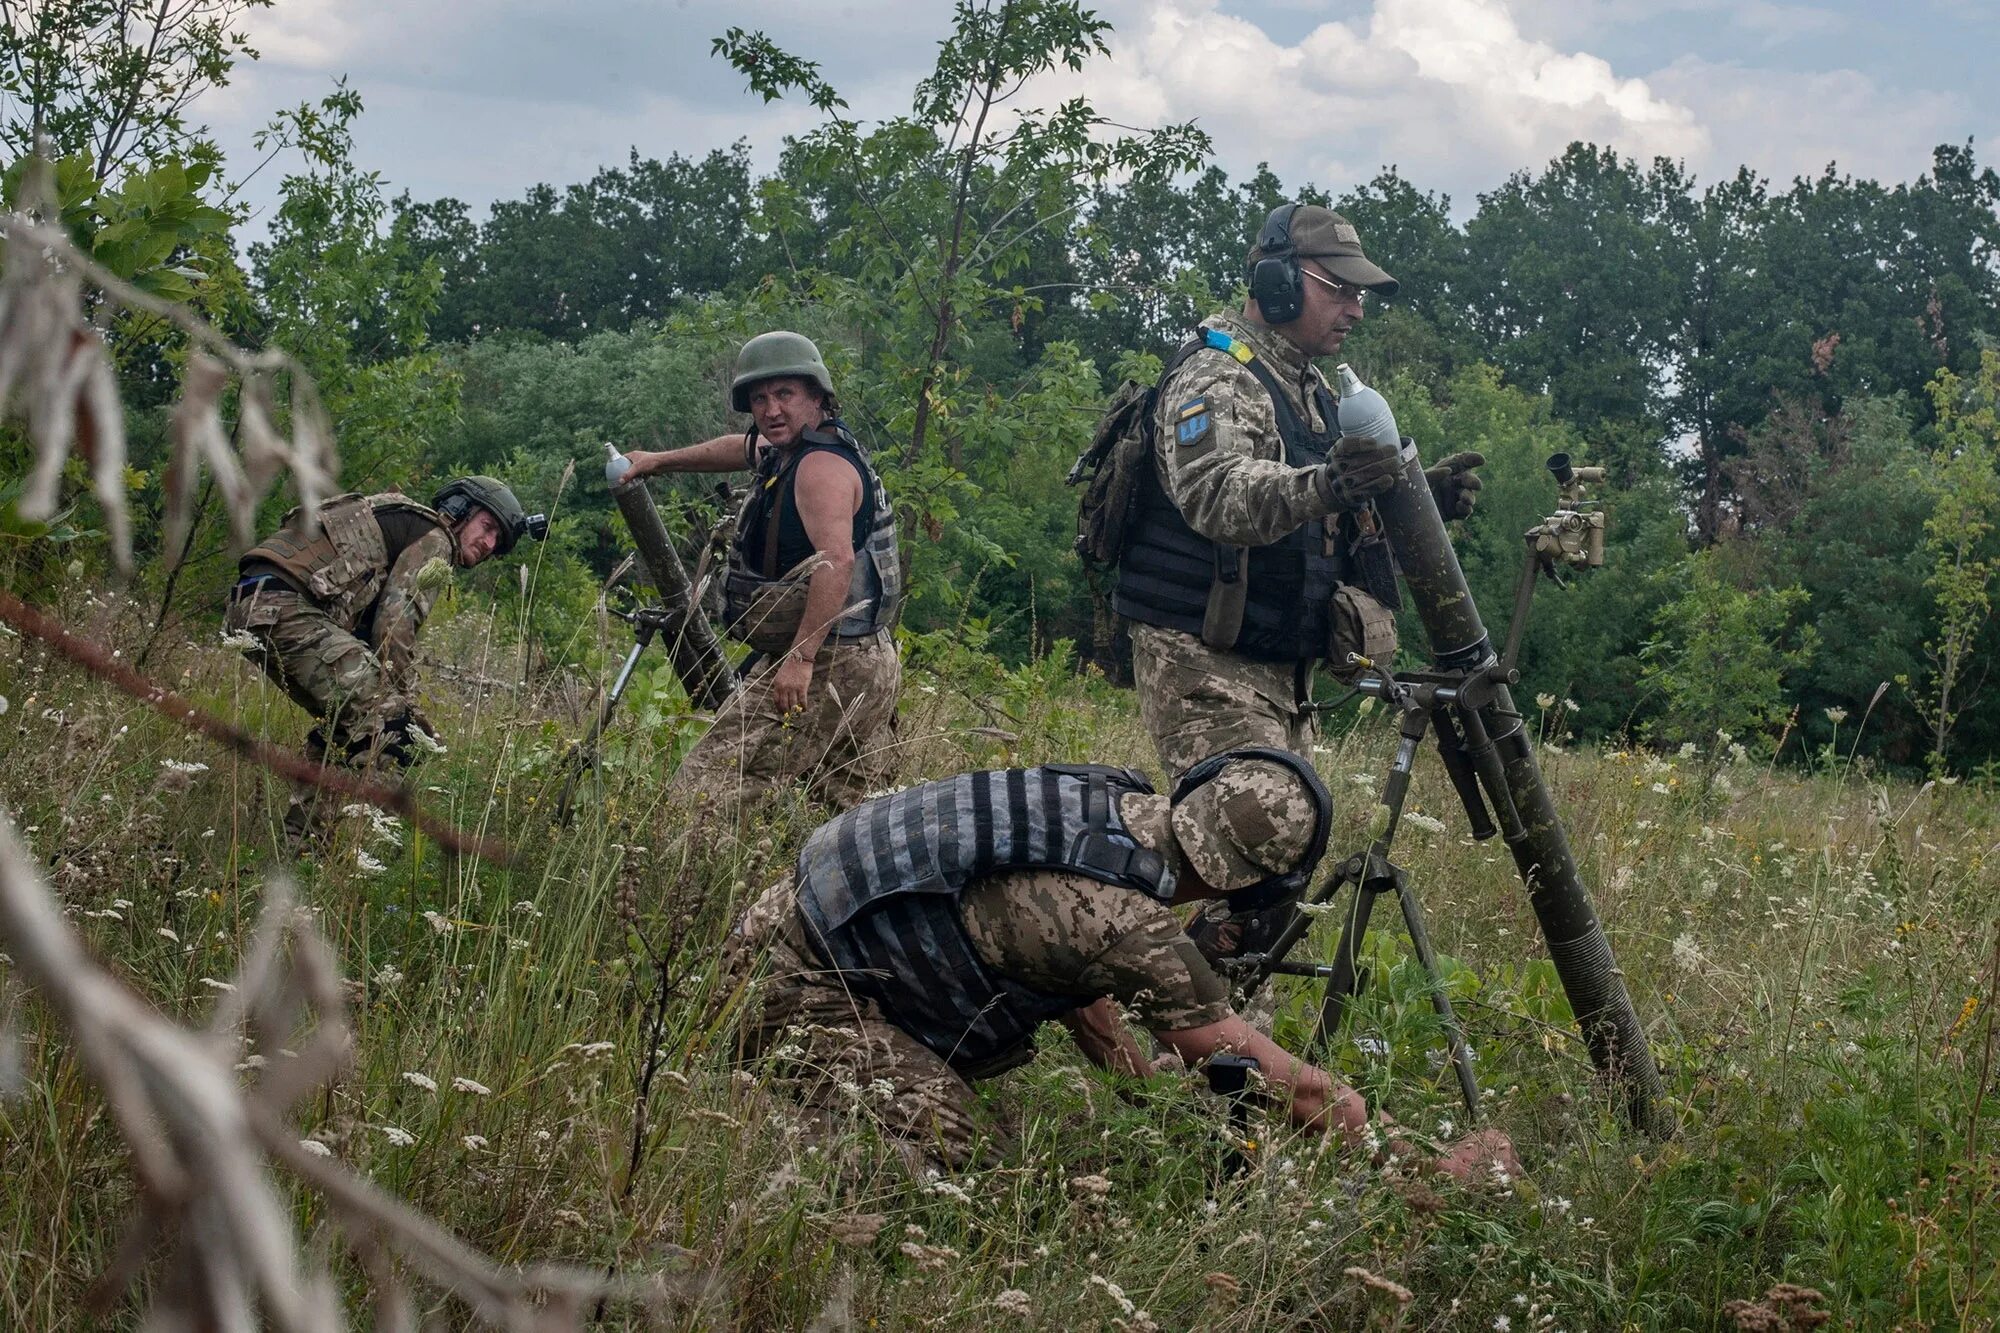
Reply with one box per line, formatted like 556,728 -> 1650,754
1248,202 -> 1305,325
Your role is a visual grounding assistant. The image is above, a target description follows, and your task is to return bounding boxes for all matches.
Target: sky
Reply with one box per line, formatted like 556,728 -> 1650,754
199,0 -> 2000,230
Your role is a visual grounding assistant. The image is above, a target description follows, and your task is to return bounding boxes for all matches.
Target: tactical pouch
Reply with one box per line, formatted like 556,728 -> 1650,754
721,560 -> 819,656
1327,582 -> 1398,681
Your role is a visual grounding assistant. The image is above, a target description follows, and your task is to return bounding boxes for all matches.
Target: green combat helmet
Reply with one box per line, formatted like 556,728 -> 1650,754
730,330 -> 834,411
432,475 -> 547,555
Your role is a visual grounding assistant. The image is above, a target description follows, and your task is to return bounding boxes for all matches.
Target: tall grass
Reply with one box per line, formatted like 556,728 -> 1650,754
1,590 -> 1994,1329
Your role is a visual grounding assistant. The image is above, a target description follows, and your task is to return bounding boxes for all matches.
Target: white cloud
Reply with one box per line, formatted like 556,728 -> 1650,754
1644,58 -> 1970,187
1068,0 -> 1706,205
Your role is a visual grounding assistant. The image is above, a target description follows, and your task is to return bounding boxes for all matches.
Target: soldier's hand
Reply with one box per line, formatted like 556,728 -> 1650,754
1431,1126 -> 1520,1184
1424,450 -> 1485,520
1317,434 -> 1402,509
771,652 -> 814,716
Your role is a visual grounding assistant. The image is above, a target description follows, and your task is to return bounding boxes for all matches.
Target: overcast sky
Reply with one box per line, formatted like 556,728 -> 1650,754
201,0 -> 1999,230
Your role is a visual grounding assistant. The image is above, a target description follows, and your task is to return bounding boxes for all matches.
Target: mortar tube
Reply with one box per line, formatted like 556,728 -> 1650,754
611,479 -> 739,712
1370,439 -> 1672,1137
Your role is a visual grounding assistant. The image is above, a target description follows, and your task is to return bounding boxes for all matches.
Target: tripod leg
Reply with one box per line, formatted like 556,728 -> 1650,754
1394,871 -> 1483,1121
1313,876 -> 1385,1056
555,631 -> 653,824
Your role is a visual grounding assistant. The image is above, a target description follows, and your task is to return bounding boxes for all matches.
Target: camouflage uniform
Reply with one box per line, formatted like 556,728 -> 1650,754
224,493 -> 455,768
668,630 -> 900,822
719,790 -> 1234,1169
1131,308 -> 1345,774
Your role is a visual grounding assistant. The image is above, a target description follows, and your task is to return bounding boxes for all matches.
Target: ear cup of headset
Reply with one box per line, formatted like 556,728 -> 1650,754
1248,202 -> 1306,325
1249,255 -> 1304,324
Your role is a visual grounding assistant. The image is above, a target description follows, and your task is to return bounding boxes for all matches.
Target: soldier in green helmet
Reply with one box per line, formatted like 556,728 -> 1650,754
224,476 -> 545,836
619,330 -> 903,821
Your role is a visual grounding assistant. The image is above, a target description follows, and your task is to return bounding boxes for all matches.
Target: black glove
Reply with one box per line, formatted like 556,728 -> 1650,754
1425,450 -> 1485,520
1317,433 -> 1402,510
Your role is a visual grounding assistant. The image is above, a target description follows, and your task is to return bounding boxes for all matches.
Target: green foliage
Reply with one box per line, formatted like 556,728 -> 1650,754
0,0 -> 268,179
1638,550 -> 1818,791
248,83 -> 457,484
1903,349 -> 2000,773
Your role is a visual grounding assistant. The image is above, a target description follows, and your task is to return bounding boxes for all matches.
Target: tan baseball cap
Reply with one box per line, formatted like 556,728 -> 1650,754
1120,759 -> 1319,892
1251,204 -> 1400,297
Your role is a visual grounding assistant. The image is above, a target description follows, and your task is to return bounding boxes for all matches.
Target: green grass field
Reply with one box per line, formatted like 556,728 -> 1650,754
2,594 -> 1995,1330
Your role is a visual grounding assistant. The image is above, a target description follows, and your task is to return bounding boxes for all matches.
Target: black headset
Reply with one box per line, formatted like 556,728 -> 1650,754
1247,202 -> 1307,326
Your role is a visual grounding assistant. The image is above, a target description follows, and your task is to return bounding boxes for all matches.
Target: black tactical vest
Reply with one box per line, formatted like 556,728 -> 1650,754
794,764 -> 1172,1069
1113,327 -> 1347,663
728,421 -> 901,637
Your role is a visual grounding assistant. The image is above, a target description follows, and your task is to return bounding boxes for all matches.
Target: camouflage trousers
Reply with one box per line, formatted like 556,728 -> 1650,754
670,630 -> 901,825
1129,623 -> 1315,776
718,875 -> 983,1170
224,585 -> 413,767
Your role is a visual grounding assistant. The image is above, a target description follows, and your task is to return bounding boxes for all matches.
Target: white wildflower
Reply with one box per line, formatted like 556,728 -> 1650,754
928,1179 -> 974,1204
993,1289 -> 1033,1317
158,758 -> 209,775
1495,1316 -> 1512,1331
1089,1275 -> 1136,1316
355,849 -> 388,875
451,1077 -> 492,1096
1672,934 -> 1704,969
1824,706 -> 1848,725
0,695 -> 8,716
1651,782 -> 1671,795
155,927 -> 179,943
298,1139 -> 333,1158
198,977 -> 235,992
1563,697 -> 1579,712
408,725 -> 447,755
379,1125 -> 416,1148
461,1134 -> 489,1151
1715,729 -> 1733,745
401,1071 -> 438,1093
1535,693 -> 1556,710
1069,1174 -> 1113,1199
219,629 -> 260,650
420,910 -> 454,935
83,909 -> 123,921
374,964 -> 405,991
1677,742 -> 1697,759
1402,811 -> 1447,834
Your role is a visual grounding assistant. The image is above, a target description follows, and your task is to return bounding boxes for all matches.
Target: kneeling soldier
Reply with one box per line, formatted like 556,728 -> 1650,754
225,476 -> 542,832
719,749 -> 1517,1177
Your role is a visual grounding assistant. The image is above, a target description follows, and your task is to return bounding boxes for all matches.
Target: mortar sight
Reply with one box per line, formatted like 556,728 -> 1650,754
1546,453 -> 1605,487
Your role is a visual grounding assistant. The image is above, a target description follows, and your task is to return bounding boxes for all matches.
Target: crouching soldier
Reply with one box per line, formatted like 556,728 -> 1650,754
717,749 -> 1518,1178
224,476 -> 543,836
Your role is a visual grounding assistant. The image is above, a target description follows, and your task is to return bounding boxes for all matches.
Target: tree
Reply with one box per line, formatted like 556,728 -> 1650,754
1903,350 -> 2000,773
710,0 -> 1207,617
1638,550 -> 1817,790
0,0 -> 268,180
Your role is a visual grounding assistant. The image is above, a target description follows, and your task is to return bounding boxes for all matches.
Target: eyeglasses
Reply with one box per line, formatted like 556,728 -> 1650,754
1301,267 -> 1366,307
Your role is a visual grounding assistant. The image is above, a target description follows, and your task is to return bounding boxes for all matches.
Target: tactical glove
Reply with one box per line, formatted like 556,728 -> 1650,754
1316,433 -> 1402,510
1425,450 -> 1485,520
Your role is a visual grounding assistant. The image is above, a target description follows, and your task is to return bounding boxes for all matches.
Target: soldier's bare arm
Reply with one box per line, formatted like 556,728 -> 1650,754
1061,998 -> 1152,1077
620,433 -> 757,481
769,450 -> 862,714
1157,358 -> 1340,547
371,527 -> 455,689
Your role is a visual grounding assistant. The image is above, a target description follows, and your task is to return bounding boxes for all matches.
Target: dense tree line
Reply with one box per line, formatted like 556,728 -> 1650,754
4,1 -> 1998,775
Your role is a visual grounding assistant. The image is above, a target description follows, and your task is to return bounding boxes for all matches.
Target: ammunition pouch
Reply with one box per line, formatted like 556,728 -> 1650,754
1327,582 -> 1398,681
721,559 -> 819,656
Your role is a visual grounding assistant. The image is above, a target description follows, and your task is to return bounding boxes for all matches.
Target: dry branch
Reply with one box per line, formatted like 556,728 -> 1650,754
0,818 -> 680,1327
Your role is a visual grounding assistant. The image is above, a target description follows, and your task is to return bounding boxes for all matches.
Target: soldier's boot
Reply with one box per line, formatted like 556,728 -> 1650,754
282,729 -> 339,852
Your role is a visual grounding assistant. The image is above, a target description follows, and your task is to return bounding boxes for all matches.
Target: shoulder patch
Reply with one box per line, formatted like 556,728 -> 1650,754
1174,410 -> 1212,449
1175,397 -> 1207,422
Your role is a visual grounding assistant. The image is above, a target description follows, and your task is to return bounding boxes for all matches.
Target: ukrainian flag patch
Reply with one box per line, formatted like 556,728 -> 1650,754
1175,410 -> 1211,445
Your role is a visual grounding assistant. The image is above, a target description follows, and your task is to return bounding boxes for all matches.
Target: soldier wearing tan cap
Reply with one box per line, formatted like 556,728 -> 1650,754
715,749 -> 1517,1179
1113,203 -> 1483,958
